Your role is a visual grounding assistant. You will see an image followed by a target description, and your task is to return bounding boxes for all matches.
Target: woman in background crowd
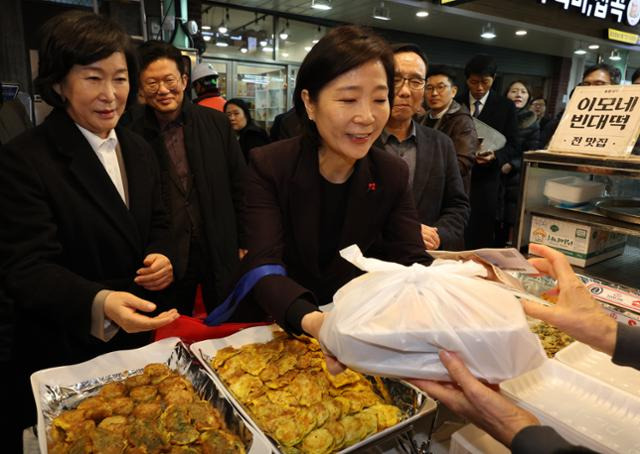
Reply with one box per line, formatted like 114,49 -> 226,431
224,97 -> 270,161
0,11 -> 178,444
496,80 -> 540,246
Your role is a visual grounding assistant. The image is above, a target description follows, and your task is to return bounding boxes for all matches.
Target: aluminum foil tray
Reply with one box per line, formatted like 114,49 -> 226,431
191,324 -> 437,454
30,337 -> 271,453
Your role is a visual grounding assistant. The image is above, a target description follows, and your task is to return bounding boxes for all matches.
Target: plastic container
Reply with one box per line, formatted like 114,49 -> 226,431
449,424 -> 509,454
555,341 -> 640,398
544,176 -> 604,206
500,360 -> 640,454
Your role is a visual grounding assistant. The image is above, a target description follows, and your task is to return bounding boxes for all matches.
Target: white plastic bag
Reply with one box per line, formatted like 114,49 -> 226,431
318,245 -> 546,383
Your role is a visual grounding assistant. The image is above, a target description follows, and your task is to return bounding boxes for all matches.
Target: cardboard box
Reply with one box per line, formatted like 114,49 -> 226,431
529,215 -> 626,267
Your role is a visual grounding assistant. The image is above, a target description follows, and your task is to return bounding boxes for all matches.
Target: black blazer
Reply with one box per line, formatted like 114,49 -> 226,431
234,136 -> 433,329
130,102 -> 246,307
407,124 -> 469,250
0,109 -> 171,428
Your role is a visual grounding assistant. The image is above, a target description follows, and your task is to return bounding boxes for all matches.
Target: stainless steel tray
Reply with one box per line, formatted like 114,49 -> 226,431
595,197 -> 640,225
30,337 -> 269,453
191,325 -> 438,454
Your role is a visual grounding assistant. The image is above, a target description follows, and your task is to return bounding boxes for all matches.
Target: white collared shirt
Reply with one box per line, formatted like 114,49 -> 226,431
76,125 -> 127,205
469,91 -> 490,117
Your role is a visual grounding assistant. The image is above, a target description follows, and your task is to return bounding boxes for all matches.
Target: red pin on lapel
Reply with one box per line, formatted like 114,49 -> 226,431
367,182 -> 377,192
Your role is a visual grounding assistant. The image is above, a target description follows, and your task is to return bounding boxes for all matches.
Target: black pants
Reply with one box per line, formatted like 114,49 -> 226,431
168,242 -> 217,316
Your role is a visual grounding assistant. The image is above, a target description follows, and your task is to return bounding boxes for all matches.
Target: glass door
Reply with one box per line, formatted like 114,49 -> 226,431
234,63 -> 287,131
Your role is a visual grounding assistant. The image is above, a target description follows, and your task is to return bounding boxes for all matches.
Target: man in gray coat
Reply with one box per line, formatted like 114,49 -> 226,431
376,43 -> 469,250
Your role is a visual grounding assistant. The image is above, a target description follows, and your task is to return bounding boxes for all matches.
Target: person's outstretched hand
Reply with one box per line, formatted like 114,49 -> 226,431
104,291 -> 179,333
410,351 -> 539,447
524,244 -> 617,356
301,311 -> 346,375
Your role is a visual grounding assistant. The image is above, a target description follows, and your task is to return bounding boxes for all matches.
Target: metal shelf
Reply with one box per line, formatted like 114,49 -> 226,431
572,245 -> 640,289
524,150 -> 640,174
527,205 -> 640,237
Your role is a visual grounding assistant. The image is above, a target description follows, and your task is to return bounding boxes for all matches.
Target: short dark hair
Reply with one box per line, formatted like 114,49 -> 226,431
505,80 -> 533,107
390,43 -> 428,72
224,98 -> 253,125
583,63 -> 620,84
426,65 -> 457,86
464,54 -> 497,78
137,40 -> 185,76
632,67 -> 640,83
531,96 -> 546,105
34,10 -> 136,109
293,25 -> 394,145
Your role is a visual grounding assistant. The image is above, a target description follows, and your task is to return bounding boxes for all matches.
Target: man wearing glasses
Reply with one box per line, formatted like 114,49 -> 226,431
421,65 -> 477,195
376,43 -> 469,251
129,41 -> 246,317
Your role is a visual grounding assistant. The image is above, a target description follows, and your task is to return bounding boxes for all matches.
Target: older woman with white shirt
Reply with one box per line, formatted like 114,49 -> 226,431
0,10 -> 178,443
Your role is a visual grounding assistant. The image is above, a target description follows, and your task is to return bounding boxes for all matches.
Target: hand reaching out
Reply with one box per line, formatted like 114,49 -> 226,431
104,291 -> 179,333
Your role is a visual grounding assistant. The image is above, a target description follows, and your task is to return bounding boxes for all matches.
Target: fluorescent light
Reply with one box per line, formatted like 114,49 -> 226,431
240,47 -> 248,53
574,48 -> 587,55
218,24 -> 228,34
416,10 -> 429,18
201,25 -> 211,31
282,52 -> 289,57
372,2 -> 391,21
515,29 -> 527,36
304,46 -> 312,52
481,24 -> 496,39
203,36 -> 211,42
588,44 -> 600,50
279,31 -> 288,40
259,39 -> 268,47
216,41 -> 228,47
311,0 -> 332,10
263,46 -> 274,52
609,49 -> 621,61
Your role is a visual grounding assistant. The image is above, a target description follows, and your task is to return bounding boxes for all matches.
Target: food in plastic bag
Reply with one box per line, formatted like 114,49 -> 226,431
318,246 -> 547,384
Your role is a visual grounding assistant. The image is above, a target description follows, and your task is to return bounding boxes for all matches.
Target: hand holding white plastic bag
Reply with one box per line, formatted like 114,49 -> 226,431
318,245 -> 546,383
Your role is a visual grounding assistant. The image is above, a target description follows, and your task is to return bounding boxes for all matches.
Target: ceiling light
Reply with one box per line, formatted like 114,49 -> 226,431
609,49 -> 621,61
279,20 -> 290,40
311,0 -> 332,10
218,9 -> 230,34
574,48 -> 587,55
416,10 -> 429,18
216,40 -> 229,48
282,52 -> 289,57
263,46 -> 274,52
203,35 -> 211,42
240,47 -> 248,53
588,44 -> 600,50
373,2 -> 391,21
201,25 -> 211,31
304,46 -> 312,52
259,38 -> 268,47
515,29 -> 527,36
480,23 -> 496,39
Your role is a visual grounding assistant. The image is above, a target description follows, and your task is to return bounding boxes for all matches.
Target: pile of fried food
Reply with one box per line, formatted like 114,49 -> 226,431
212,331 -> 404,454
531,321 -> 574,358
48,363 -> 245,454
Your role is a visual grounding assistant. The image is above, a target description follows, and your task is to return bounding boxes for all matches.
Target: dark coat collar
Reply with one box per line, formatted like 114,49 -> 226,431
42,109 -> 141,252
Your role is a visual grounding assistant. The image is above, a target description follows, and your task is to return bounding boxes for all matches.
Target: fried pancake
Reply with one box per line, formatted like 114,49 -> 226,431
300,428 -> 334,454
356,412 -> 378,438
213,346 -> 241,369
165,388 -> 195,406
132,402 -> 163,420
289,373 -> 322,407
124,373 -> 151,388
53,409 -> 87,431
129,385 -> 158,403
110,397 -> 134,416
340,415 -> 367,447
321,398 -> 342,422
362,404 -> 402,430
158,375 -> 194,396
229,374 -> 264,402
100,382 -> 127,399
322,365 -> 361,389
264,369 -> 298,389
310,402 -> 329,427
272,417 -> 303,447
126,419 -> 168,453
78,396 -> 113,421
98,415 -> 128,435
91,427 -> 127,454
322,421 -> 345,451
144,363 -> 172,385
200,429 -> 245,454
275,353 -> 298,376
266,389 -> 298,407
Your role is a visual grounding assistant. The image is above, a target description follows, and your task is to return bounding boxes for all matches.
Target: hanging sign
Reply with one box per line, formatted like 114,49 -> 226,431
549,85 -> 640,157
608,27 -> 640,44
539,0 -> 640,27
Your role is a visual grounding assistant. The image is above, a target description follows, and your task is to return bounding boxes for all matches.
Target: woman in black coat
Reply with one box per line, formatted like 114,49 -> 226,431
0,11 -> 178,442
496,80 -> 540,245
218,26 -> 432,344
224,98 -> 270,161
